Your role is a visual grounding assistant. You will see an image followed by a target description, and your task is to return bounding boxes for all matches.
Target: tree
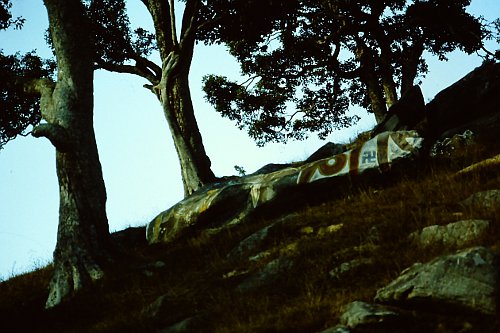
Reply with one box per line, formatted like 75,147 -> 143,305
1,0 -> 112,308
86,0 -> 297,196
203,0 -> 489,145
85,0 -> 215,197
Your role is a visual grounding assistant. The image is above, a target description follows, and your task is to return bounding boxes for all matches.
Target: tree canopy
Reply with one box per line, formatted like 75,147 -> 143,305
203,0 -> 494,146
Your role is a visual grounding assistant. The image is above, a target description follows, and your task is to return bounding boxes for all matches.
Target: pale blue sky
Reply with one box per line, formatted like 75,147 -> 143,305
0,1 -> 498,279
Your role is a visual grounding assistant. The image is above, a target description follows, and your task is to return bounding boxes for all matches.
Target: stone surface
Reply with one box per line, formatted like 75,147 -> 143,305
460,190 -> 500,213
158,316 -> 202,333
430,129 -> 475,157
306,142 -> 346,162
426,61 -> 500,140
227,223 -> 275,261
329,258 -> 374,280
339,301 -> 400,328
251,163 -> 295,176
456,153 -> 500,176
375,247 -> 498,315
236,257 -> 293,292
409,220 -> 490,249
317,325 -> 351,333
147,131 -> 423,245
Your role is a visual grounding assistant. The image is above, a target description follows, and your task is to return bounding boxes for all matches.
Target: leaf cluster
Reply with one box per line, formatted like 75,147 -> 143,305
0,1 -> 55,149
85,0 -> 156,65
0,51 -> 56,149
0,0 -> 24,30
203,0 -> 488,145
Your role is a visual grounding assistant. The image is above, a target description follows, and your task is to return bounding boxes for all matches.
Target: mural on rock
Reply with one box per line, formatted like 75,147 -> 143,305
147,131 -> 423,244
297,131 -> 423,184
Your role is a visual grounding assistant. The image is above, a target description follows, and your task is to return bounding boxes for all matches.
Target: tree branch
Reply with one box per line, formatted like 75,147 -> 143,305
328,42 -> 363,80
32,123 -> 73,152
96,60 -> 159,84
130,54 -> 162,78
180,0 -> 199,46
169,0 -> 179,48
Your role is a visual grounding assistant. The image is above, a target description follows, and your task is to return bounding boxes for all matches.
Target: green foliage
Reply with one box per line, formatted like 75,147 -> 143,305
0,2 -> 55,149
203,0 -> 490,145
0,0 -> 24,30
85,0 -> 156,65
234,165 -> 246,176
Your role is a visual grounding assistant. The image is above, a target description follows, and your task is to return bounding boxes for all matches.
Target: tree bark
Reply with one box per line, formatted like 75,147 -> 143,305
158,51 -> 216,196
365,75 -> 388,123
41,0 -> 111,308
401,40 -> 424,96
356,41 -> 387,123
147,0 -> 216,197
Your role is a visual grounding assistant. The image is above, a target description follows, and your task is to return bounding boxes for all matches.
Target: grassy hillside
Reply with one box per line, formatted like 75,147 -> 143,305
1,136 -> 499,333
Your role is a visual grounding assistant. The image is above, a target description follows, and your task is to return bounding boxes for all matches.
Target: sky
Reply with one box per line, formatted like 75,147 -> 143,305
0,1 -> 499,279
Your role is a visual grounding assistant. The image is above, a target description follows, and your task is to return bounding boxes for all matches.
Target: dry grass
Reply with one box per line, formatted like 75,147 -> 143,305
1,139 -> 499,333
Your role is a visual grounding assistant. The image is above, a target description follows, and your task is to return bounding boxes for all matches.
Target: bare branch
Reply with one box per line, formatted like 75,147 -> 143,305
180,0 -> 199,45
96,60 -> 159,84
239,75 -> 260,90
329,42 -> 363,80
169,0 -> 179,48
130,54 -> 162,78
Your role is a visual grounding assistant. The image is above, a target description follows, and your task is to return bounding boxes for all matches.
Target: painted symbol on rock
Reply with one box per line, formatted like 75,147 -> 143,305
297,131 -> 423,184
362,151 -> 377,164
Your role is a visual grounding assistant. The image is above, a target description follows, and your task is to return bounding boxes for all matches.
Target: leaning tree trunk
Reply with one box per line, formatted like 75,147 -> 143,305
400,40 -> 424,96
37,0 -> 111,308
146,0 -> 216,197
159,51 -> 216,197
362,72 -> 388,124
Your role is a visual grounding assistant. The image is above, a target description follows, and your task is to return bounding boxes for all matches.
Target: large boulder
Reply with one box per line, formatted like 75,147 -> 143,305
460,189 -> 500,214
425,60 -> 500,141
306,142 -> 346,162
339,301 -> 400,329
375,247 -> 498,316
236,256 -> 294,292
147,131 -> 423,244
409,220 -> 490,249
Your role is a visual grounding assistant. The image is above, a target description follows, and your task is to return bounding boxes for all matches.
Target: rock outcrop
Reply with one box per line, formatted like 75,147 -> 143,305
375,247 -> 498,316
425,60 -> 500,141
147,131 -> 423,245
140,61 -> 500,333
409,219 -> 490,249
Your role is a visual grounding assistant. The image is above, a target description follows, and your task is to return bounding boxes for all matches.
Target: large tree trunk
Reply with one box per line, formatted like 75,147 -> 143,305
400,40 -> 424,96
356,41 -> 388,123
365,77 -> 388,123
38,0 -> 111,308
159,51 -> 216,197
146,0 -> 216,197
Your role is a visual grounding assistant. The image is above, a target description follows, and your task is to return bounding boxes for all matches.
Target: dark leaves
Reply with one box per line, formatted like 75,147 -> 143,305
202,0 -> 490,145
0,51 -> 55,149
0,0 -> 24,31
85,0 -> 156,67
